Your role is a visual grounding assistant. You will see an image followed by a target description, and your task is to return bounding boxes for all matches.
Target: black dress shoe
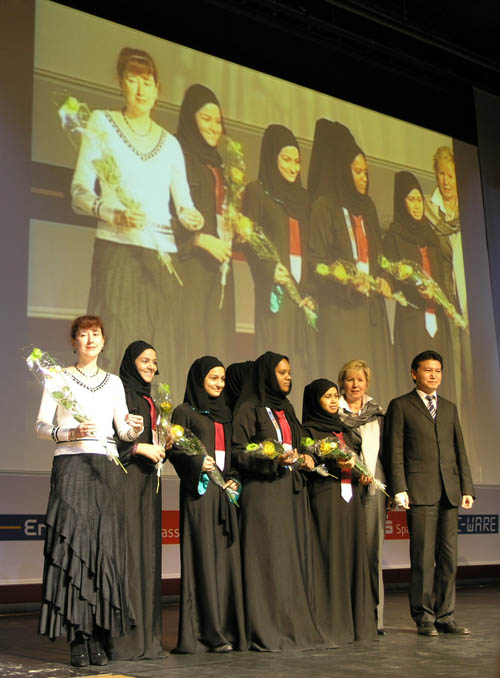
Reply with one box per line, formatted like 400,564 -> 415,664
377,629 -> 385,636
212,643 -> 233,653
435,621 -> 470,635
417,622 -> 438,636
88,638 -> 109,665
70,639 -> 89,667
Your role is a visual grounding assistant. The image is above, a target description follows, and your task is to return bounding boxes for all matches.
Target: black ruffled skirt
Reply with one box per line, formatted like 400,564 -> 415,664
38,454 -> 135,642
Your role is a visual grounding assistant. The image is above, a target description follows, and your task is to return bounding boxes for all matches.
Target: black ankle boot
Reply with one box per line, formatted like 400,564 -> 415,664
88,636 -> 108,666
70,636 -> 89,667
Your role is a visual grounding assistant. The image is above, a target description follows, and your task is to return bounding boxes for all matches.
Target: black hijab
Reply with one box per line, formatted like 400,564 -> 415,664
308,118 -> 374,217
235,351 -> 302,442
224,360 -> 254,413
183,355 -> 231,423
390,171 -> 439,247
308,119 -> 356,204
258,124 -> 310,221
120,340 -> 157,396
302,379 -> 344,434
177,83 -> 224,167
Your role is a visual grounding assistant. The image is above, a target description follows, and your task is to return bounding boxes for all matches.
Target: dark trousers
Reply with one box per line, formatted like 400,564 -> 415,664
406,498 -> 458,625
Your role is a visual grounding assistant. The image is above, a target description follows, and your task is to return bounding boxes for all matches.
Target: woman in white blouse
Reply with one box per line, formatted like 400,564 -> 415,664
36,315 -> 144,668
337,359 -> 387,635
71,47 -> 203,394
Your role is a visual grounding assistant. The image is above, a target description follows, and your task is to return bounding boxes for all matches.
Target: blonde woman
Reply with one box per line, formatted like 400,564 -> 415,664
337,359 -> 387,635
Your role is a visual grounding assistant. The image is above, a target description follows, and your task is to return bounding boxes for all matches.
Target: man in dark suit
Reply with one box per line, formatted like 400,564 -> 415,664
384,350 -> 474,636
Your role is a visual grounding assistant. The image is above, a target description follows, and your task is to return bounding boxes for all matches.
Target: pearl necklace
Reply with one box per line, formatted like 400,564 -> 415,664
74,363 -> 100,378
122,111 -> 153,137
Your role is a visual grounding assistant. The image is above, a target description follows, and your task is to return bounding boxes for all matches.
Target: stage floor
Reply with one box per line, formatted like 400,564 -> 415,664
0,585 -> 499,678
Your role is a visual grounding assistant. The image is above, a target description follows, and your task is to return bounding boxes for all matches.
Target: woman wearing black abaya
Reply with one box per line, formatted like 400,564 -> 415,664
111,341 -> 166,660
169,356 -> 246,653
383,171 -> 456,399
242,125 -> 316,393
174,85 -> 236,364
231,351 -> 331,652
308,119 -> 394,406
302,379 -> 377,644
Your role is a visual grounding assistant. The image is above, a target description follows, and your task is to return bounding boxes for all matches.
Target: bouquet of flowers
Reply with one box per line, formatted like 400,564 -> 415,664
301,433 -> 388,495
57,95 -> 182,285
246,439 -> 336,478
378,254 -> 468,330
150,382 -> 174,492
170,424 -> 239,506
245,439 -> 286,460
315,259 -> 417,309
222,137 -> 318,330
25,347 -> 126,472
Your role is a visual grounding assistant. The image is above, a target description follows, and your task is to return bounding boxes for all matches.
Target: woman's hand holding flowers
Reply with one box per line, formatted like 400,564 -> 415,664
336,455 -> 356,469
196,233 -> 232,262
136,443 -> 165,464
113,208 -> 146,231
375,276 -> 392,298
72,421 -> 96,439
273,263 -> 290,285
202,456 -> 217,472
278,449 -> 298,466
223,479 -> 239,492
298,453 -> 315,470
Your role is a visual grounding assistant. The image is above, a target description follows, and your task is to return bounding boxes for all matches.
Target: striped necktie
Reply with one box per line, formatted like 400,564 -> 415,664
425,395 -> 436,419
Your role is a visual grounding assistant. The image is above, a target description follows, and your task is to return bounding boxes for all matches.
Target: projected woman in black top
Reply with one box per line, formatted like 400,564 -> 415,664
242,125 -> 316,393
174,84 -> 236,365
71,48 -> 203,396
383,171 -> 456,398
308,119 -> 394,406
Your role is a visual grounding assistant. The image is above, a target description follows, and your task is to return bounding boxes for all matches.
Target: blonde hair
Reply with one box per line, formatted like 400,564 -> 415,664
337,359 -> 371,392
432,146 -> 454,175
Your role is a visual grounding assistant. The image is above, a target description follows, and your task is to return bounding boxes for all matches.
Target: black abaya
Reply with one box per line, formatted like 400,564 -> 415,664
302,379 -> 377,643
169,356 -> 246,653
111,341 -> 164,660
231,353 -> 332,651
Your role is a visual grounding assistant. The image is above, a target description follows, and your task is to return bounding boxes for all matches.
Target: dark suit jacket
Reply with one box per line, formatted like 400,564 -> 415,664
384,389 -> 474,506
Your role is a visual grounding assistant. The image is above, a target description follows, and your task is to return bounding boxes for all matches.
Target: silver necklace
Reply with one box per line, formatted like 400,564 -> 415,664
122,111 -> 152,137
74,363 -> 99,378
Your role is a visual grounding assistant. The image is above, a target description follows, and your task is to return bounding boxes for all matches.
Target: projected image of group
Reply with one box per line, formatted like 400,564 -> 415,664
33,33 -> 470,411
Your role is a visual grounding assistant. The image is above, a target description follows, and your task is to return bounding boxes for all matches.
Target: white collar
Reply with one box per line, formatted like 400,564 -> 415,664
416,388 -> 437,400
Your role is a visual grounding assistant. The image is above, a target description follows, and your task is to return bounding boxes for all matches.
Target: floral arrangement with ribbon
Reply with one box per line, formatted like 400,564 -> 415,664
169,424 -> 239,506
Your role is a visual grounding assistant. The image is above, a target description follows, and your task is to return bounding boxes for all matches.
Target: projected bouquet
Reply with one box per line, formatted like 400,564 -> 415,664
169,424 -> 239,506
300,432 -> 388,495
149,382 -> 174,492
223,137 -> 318,330
315,259 -> 417,309
378,255 -> 468,330
25,347 -> 127,472
57,95 -> 182,284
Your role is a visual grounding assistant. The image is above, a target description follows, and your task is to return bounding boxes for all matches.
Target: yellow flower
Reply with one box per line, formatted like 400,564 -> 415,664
170,424 -> 184,440
319,439 -> 336,455
231,167 -> 245,185
315,263 -> 330,276
159,400 -> 173,414
331,261 -> 348,283
237,215 -> 254,242
397,263 -> 413,279
262,441 -> 277,458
